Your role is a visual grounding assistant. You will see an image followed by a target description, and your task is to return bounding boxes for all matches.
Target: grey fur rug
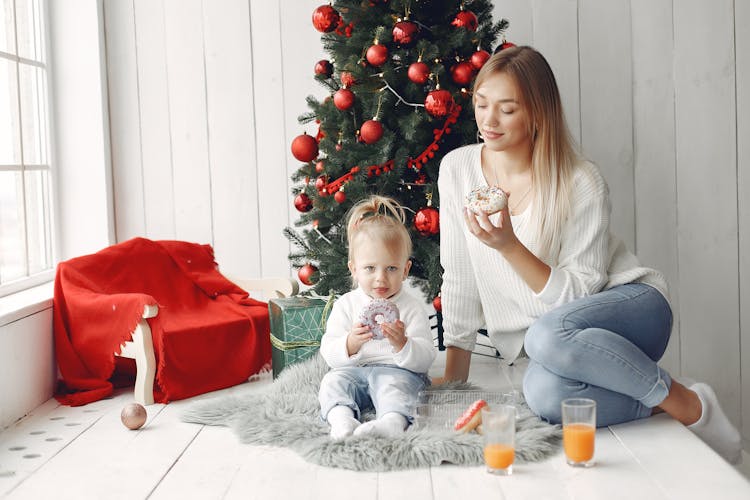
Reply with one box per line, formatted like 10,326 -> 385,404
180,354 -> 561,472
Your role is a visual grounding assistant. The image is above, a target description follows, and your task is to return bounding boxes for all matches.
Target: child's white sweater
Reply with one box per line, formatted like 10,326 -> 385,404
320,287 -> 436,374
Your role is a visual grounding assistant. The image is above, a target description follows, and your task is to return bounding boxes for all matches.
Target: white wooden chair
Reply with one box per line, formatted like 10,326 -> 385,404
117,277 -> 299,405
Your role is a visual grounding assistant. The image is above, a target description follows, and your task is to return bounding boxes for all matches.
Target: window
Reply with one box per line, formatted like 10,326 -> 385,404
0,0 -> 53,297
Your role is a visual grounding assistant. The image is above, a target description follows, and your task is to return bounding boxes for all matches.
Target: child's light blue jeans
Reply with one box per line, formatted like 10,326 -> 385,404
523,283 -> 673,427
319,365 -> 430,423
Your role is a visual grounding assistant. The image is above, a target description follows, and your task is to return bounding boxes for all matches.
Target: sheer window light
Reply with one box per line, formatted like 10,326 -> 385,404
0,0 -> 54,297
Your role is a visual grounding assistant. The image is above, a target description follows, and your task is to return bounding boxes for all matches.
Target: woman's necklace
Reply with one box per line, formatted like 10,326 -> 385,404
508,184 -> 532,215
490,161 -> 533,215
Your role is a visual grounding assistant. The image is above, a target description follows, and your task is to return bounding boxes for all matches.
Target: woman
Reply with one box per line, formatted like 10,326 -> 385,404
436,45 -> 741,464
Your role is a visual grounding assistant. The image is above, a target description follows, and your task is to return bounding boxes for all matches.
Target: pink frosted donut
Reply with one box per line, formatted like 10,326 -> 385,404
454,399 -> 488,433
465,186 -> 508,215
358,299 -> 399,339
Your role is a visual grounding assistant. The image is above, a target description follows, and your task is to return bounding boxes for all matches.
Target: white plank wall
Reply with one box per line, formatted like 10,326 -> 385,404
579,0 -> 635,249
102,0 -> 749,448
737,0 -> 750,451
249,1 -> 296,279
133,0 -> 175,238
673,0 -> 740,423
203,0 -> 261,278
630,0 -> 680,374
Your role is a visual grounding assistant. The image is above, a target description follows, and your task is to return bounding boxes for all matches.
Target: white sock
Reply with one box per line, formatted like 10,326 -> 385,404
687,383 -> 742,465
326,405 -> 360,440
353,412 -> 407,438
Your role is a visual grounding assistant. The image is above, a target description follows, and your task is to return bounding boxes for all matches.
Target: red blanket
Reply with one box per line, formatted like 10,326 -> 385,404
53,237 -> 271,406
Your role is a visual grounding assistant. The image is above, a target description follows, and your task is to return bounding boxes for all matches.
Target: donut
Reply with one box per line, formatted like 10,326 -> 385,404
358,299 -> 399,339
465,186 -> 508,215
454,399 -> 488,433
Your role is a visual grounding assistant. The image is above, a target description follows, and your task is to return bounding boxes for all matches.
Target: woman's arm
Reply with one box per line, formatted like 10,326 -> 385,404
433,346 -> 472,384
465,205 -> 551,293
465,162 -> 611,306
437,152 -> 485,353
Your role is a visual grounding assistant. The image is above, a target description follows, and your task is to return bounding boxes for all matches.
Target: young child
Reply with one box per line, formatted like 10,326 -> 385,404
318,195 -> 436,439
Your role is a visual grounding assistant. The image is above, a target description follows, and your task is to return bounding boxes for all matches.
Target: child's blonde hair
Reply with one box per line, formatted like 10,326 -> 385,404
346,195 -> 412,263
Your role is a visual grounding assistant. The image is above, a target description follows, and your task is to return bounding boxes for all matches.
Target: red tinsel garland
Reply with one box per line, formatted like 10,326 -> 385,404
319,105 -> 461,195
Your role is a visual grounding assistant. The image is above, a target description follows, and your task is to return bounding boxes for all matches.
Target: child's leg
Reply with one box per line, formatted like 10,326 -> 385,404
326,405 -> 361,439
319,368 -> 368,439
353,367 -> 427,438
353,412 -> 407,438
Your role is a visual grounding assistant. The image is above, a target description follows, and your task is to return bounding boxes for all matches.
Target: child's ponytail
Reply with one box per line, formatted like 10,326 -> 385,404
346,195 -> 412,262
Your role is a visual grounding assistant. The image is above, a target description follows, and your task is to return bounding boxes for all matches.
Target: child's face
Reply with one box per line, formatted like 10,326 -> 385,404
348,237 -> 411,300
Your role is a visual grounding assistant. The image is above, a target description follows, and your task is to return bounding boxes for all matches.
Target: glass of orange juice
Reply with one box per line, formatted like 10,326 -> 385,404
481,405 -> 515,475
561,398 -> 596,467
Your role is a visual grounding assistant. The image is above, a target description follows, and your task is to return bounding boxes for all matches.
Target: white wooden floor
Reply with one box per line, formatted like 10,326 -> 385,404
2,350 -> 749,500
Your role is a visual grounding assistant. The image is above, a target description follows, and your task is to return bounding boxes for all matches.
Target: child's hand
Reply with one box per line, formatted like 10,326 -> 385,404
346,322 -> 373,356
381,320 -> 407,352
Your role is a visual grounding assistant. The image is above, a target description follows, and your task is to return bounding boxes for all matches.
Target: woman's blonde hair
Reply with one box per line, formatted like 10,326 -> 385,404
346,195 -> 412,263
473,46 -> 579,261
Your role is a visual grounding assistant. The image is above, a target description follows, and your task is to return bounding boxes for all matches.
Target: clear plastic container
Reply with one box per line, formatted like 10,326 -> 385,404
413,389 -> 521,431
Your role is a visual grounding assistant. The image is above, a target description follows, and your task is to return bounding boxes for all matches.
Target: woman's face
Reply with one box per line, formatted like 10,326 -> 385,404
474,72 -> 532,154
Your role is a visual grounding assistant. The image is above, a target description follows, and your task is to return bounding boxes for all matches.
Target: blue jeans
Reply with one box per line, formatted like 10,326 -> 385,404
319,365 -> 430,423
523,284 -> 673,427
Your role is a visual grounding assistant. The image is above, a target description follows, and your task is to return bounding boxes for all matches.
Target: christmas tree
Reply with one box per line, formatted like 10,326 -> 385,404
285,0 -> 509,302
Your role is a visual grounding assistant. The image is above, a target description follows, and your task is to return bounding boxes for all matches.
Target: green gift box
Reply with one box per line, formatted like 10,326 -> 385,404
268,296 -> 331,379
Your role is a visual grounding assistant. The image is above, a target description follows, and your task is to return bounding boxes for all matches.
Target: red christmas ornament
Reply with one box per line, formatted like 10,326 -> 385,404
414,207 -> 440,236
315,175 -> 328,190
315,160 -> 325,173
333,88 -> 355,110
366,44 -> 388,66
432,295 -> 442,312
340,71 -> 356,87
294,193 -> 313,212
291,133 -> 318,162
498,41 -> 517,51
334,190 -> 346,203
312,5 -> 341,33
451,9 -> 478,31
298,263 -> 318,286
407,61 -> 430,84
314,59 -> 333,77
450,61 -> 475,86
392,19 -> 418,45
360,119 -> 383,144
424,89 -> 455,118
470,50 -> 491,70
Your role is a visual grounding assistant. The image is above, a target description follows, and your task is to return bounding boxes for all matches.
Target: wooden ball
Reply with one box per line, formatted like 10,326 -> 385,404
121,403 -> 147,430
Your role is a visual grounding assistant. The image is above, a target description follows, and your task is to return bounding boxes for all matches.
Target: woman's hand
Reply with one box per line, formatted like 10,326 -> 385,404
463,205 -> 519,253
381,320 -> 407,352
465,204 -> 552,293
435,346 -> 472,385
346,322 -> 373,356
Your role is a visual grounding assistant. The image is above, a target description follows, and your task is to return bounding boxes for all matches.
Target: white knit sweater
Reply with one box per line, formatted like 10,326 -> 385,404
320,287 -> 436,374
438,144 -> 669,364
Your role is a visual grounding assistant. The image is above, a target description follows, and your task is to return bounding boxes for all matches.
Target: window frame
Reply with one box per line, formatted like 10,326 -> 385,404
0,0 -> 56,298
